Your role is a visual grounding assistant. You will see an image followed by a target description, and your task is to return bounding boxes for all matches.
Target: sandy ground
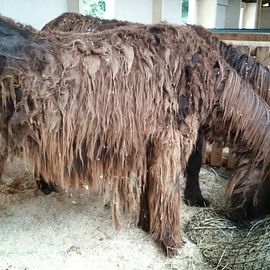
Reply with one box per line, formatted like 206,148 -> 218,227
0,158 -> 228,270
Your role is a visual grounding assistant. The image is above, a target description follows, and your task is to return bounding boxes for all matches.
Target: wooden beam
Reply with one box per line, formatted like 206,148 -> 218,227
215,32 -> 270,41
256,46 -> 270,65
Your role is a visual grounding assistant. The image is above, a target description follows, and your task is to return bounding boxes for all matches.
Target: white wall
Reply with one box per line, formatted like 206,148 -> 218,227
242,3 -> 257,28
106,0 -> 182,25
113,0 -> 153,24
216,5 -> 226,28
162,0 -> 182,24
197,0 -> 217,28
104,0 -> 115,19
188,0 -> 198,24
260,7 -> 270,28
224,0 -> 241,28
0,0 -> 71,30
239,2 -> 246,28
216,0 -> 228,28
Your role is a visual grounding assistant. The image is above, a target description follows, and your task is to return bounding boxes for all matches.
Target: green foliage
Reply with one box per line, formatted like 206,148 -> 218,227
82,0 -> 106,18
181,0 -> 189,22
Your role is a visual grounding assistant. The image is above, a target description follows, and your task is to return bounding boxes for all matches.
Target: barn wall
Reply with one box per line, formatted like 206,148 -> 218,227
106,0 -> 182,25
224,0 -> 241,28
260,7 -> 270,28
104,0 -> 115,19
114,0 -> 153,24
242,3 -> 257,28
188,0 -> 198,24
161,0 -> 182,24
216,0 -> 228,28
0,0 -> 73,29
239,2 -> 246,28
197,0 -> 217,28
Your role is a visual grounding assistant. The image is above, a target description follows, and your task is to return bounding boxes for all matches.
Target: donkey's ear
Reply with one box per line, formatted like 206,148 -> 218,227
0,55 -> 7,74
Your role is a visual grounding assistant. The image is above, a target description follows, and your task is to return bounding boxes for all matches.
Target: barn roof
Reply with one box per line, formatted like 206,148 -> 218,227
242,0 -> 270,5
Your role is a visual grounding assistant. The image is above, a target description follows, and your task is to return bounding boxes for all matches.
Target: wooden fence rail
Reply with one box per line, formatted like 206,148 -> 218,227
201,35 -> 270,169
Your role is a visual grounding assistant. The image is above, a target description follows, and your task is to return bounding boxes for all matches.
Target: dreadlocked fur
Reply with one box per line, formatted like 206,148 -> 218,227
43,13 -> 270,216
223,156 -> 270,220
1,16 -> 270,255
41,13 -> 136,194
42,12 -> 131,32
42,13 -> 210,204
189,24 -> 270,104
188,24 -> 270,219
0,16 -> 37,180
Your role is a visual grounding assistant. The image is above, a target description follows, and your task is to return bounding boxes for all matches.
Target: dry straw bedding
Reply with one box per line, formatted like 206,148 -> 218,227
185,209 -> 270,269
1,160 -> 269,269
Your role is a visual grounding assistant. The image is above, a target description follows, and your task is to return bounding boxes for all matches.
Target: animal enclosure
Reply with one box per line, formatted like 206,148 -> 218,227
202,33 -> 270,169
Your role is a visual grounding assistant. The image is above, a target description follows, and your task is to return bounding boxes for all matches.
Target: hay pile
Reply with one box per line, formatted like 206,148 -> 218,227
185,209 -> 270,269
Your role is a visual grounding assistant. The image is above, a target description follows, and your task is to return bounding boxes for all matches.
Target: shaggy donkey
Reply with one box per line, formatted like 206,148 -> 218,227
42,13 -> 209,205
43,13 -> 211,206
43,13 -> 270,218
1,16 -> 270,256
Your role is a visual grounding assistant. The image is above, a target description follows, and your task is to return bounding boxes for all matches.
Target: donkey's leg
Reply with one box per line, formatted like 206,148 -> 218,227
138,175 -> 150,232
185,132 -> 209,207
0,146 -> 7,181
0,130 -> 8,182
144,138 -> 183,257
36,173 -> 58,195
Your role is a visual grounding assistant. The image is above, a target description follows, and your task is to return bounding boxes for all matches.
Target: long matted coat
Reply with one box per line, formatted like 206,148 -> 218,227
0,16 -> 270,255
43,13 -> 270,219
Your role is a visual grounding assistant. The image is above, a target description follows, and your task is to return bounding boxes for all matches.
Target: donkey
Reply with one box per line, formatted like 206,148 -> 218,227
43,13 -> 270,219
1,16 -> 270,256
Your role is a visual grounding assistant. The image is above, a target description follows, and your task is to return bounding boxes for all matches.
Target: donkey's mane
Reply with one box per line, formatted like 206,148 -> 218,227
188,24 -> 270,104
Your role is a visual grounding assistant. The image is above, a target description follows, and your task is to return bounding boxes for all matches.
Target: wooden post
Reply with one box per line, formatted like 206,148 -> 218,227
239,46 -> 250,55
255,47 -> 270,66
